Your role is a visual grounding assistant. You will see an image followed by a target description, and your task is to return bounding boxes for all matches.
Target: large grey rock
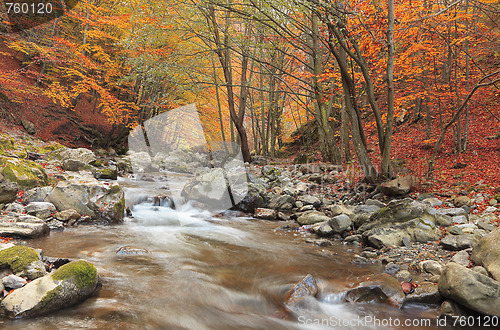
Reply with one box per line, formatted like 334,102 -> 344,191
297,211 -> 330,226
268,194 -> 296,211
284,274 -> 318,309
451,250 -> 470,267
0,176 -> 18,204
437,208 -> 467,217
47,147 -> 96,165
438,263 -> 500,316
440,234 -> 476,251
420,260 -> 443,276
5,202 -> 25,213
25,202 -> 57,220
0,215 -> 49,238
329,214 -> 351,233
381,176 -> 416,196
471,228 -> 500,281
62,159 -> 85,172
0,260 -> 100,318
237,182 -> 266,213
46,173 -> 124,222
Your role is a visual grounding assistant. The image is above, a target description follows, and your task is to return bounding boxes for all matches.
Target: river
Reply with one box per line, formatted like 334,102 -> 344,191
1,176 -> 447,329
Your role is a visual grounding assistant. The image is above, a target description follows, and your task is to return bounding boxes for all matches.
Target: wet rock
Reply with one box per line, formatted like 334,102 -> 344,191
2,274 -> 27,289
296,211 -> 330,225
404,282 -> 441,305
438,263 -> 500,316
116,158 -> 133,173
471,228 -> 500,281
0,245 -> 42,275
297,195 -> 321,207
0,176 -> 18,204
345,273 -> 406,307
254,208 -> 277,220
420,260 -> 443,276
439,300 -> 474,320
116,246 -> 150,256
360,251 -> 378,259
47,173 -> 125,222
46,220 -> 65,231
329,214 -> 351,233
451,250 -> 470,267
440,234 -> 475,251
0,215 -> 49,238
0,260 -> 100,318
284,274 -> 318,308
396,270 -> 411,282
54,209 -> 81,222
344,235 -> 362,244
237,182 -> 266,213
25,202 -> 57,220
381,176 -> 416,196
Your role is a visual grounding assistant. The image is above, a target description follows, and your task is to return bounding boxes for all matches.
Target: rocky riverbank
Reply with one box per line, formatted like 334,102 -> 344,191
230,163 -> 500,320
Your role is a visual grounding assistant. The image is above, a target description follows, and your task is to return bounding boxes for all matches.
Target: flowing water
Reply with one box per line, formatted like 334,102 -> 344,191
2,175 -> 448,329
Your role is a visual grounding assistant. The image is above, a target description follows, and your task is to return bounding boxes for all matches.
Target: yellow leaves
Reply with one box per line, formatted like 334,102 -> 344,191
43,82 -> 72,108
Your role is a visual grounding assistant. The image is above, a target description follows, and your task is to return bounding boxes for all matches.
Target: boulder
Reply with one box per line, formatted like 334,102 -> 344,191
0,260 -> 100,318
453,196 -> 471,207
268,194 -> 296,211
25,202 -> 57,220
440,234 -> 475,251
0,215 -> 49,238
0,246 -> 42,275
381,176 -> 416,196
236,182 -> 266,213
297,211 -> 330,225
47,147 -> 96,165
312,221 -> 334,235
404,282 -> 441,305
284,274 -> 318,308
5,202 -> 25,213
471,228 -> 500,281
420,260 -> 443,276
0,157 -> 48,188
326,204 -> 354,217
437,208 -> 467,217
46,173 -> 125,222
21,120 -> 36,135
62,159 -> 85,172
116,158 -> 133,173
329,214 -> 351,233
0,175 -> 18,204
451,250 -> 470,267
92,166 -> 118,180
344,273 -> 406,308
438,263 -> 500,316
54,209 -> 81,222
254,208 -> 277,220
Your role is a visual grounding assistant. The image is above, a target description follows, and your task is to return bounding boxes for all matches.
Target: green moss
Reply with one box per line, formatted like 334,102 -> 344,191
36,142 -> 64,154
51,260 -> 97,289
113,197 -> 125,216
108,184 -> 121,195
0,157 -> 49,188
0,246 -> 39,273
40,285 -> 62,308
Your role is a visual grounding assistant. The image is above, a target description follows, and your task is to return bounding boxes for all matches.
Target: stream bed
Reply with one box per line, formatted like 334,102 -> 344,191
2,176 -> 449,329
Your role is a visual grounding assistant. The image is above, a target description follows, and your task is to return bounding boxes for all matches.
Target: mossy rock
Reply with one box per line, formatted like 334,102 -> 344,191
113,197 -> 125,216
0,156 -> 49,188
0,245 -> 40,273
0,135 -> 15,156
51,260 -> 98,289
36,142 -> 64,154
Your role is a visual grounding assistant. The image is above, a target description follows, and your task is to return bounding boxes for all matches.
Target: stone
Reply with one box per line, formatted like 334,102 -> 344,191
47,147 -> 96,165
54,209 -> 81,222
453,196 -> 471,207
344,235 -> 362,244
0,176 -> 18,204
396,270 -> 411,282
440,234 -> 475,251
25,202 -> 57,220
297,195 -> 321,207
451,215 -> 468,224
329,214 -> 351,233
0,157 -> 48,188
477,221 -> 496,232
268,194 -> 296,211
483,206 -> 497,213
22,186 -> 53,203
21,120 -> 36,135
237,182 -> 266,213
423,197 -> 443,207
0,245 -> 41,275
345,273 -> 406,308
326,204 -> 354,217
299,205 -> 314,212
384,262 -> 400,276
0,260 -> 100,318
0,215 -> 49,238
404,282 -> 441,305
92,166 -> 118,180
5,202 -> 25,213
254,208 -> 277,220
472,266 -> 489,277
451,250 -> 470,267
429,275 -> 441,283
46,220 -> 65,230
365,199 -> 385,208
2,274 -> 27,289
312,221 -> 333,235
490,199 -> 498,206
420,260 -> 443,276
62,159 -> 85,172
438,263 -> 500,316
284,274 -> 318,308
116,246 -> 150,256
471,228 -> 500,281
116,158 -> 133,173
296,211 -> 330,225
354,205 -> 380,215
46,173 -> 125,222
360,251 -> 378,259
381,175 -> 416,196
436,208 -> 467,217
